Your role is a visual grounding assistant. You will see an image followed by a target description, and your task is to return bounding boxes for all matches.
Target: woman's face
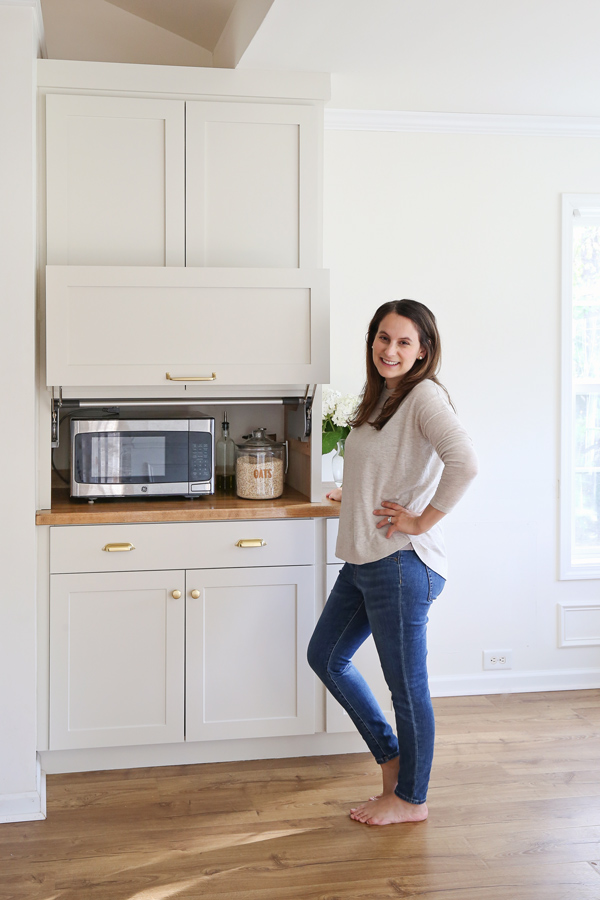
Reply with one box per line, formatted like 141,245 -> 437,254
371,313 -> 424,389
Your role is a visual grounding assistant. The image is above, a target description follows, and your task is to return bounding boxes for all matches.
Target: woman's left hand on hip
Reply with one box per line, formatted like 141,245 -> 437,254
374,501 -> 422,537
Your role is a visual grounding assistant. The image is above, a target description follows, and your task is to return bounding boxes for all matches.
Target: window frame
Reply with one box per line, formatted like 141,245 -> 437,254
560,193 -> 600,579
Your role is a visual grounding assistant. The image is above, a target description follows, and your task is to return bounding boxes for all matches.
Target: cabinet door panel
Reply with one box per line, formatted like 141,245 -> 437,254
46,94 -> 185,266
186,566 -> 315,741
50,570 -> 184,749
324,564 -> 394,733
45,265 -> 329,387
186,102 -> 319,268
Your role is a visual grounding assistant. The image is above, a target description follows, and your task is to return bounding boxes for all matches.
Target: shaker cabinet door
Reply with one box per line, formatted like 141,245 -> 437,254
49,570 -> 185,750
185,565 -> 315,741
45,94 -> 185,267
45,265 -> 329,388
186,101 -> 320,269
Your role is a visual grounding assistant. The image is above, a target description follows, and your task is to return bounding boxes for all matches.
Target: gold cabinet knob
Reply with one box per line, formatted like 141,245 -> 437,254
190,589 -> 200,599
172,590 -> 182,599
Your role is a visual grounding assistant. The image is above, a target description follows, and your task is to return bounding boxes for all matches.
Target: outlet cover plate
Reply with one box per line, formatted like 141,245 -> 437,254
483,649 -> 513,670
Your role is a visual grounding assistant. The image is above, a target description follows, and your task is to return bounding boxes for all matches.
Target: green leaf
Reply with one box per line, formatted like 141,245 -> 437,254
322,428 -> 344,455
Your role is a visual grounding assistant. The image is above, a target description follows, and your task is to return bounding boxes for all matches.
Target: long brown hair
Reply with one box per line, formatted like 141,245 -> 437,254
350,299 -> 449,431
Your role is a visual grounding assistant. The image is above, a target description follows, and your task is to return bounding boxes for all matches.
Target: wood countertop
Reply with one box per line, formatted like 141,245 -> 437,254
36,487 -> 340,526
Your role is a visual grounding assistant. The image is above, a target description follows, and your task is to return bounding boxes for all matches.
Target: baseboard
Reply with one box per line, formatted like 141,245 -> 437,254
430,667 -> 600,697
37,671 -> 600,776
0,756 -> 46,823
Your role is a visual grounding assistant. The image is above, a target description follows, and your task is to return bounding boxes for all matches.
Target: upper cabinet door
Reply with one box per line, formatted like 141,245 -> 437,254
45,265 -> 329,388
186,102 -> 320,268
45,95 -> 185,266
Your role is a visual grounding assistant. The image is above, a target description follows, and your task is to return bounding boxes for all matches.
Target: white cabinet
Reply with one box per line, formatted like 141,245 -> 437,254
48,519 -> 316,750
45,94 -> 185,267
45,94 -> 321,270
186,566 -> 315,741
49,569 -> 185,750
43,86 -> 328,392
186,101 -> 319,268
45,265 -> 329,388
324,519 -> 394,733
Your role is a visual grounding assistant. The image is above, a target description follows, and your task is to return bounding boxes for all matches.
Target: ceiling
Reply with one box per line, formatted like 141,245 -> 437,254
103,0 -> 237,51
38,0 -> 600,117
39,0 -> 273,68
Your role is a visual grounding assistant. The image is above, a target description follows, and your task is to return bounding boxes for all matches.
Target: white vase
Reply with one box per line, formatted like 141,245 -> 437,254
322,447 -> 335,482
331,439 -> 345,487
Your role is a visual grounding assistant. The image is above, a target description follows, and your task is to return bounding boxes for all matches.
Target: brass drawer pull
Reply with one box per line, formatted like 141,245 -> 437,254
102,542 -> 135,552
236,539 -> 267,549
166,372 -> 217,382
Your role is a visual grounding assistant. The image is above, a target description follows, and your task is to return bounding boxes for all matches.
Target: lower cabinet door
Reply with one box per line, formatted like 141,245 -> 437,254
49,570 -> 185,750
324,564 -> 394,733
186,566 -> 315,741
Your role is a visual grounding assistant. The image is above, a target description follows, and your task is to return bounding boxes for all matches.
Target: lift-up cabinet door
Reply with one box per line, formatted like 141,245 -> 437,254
45,265 -> 329,388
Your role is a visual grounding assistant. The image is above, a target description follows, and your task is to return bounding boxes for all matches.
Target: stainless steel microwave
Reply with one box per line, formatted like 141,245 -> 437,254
70,418 -> 215,499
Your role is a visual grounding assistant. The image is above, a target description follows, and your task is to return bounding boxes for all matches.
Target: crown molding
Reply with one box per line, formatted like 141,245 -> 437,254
325,108 -> 600,138
0,0 -> 47,57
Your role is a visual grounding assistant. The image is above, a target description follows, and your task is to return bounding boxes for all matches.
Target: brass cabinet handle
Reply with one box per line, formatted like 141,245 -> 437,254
190,589 -> 200,599
102,542 -> 135,552
172,590 -> 182,599
235,539 -> 267,548
166,372 -> 217,382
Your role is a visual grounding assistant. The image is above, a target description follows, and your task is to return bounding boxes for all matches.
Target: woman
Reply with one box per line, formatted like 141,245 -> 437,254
308,299 -> 478,826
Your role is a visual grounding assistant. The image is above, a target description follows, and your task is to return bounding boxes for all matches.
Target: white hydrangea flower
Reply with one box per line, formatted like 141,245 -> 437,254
322,387 -> 341,419
332,394 -> 360,427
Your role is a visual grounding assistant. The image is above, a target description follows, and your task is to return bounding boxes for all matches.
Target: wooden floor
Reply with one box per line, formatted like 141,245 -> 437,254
3,691 -> 600,900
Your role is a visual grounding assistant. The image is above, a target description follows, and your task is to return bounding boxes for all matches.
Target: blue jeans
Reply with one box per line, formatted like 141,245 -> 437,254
307,550 -> 445,805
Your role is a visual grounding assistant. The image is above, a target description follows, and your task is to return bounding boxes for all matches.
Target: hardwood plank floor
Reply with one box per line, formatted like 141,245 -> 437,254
2,690 -> 600,899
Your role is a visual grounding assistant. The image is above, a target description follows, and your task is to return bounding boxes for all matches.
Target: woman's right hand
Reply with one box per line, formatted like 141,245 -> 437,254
326,487 -> 342,502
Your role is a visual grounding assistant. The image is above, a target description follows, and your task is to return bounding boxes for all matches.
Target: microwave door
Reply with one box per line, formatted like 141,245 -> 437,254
71,420 -> 191,498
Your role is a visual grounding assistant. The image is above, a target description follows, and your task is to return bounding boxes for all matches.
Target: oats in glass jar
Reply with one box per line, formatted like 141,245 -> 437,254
236,454 -> 284,499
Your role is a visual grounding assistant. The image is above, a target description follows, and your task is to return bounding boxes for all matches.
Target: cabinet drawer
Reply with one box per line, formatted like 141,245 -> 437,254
50,519 -> 315,574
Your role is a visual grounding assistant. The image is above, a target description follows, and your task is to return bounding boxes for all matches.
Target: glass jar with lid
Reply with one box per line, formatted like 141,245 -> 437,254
235,428 -> 287,500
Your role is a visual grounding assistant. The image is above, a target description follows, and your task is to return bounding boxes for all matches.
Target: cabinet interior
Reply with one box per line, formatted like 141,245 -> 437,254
49,395 -> 316,502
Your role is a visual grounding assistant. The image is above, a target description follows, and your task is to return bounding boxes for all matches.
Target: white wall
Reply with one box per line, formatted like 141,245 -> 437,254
0,5 -> 44,821
324,126 -> 600,693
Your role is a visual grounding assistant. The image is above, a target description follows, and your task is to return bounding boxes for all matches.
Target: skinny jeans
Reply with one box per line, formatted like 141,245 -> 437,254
307,549 -> 445,805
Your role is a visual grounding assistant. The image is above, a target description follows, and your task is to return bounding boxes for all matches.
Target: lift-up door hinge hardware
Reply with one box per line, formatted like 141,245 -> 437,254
302,384 -> 316,438
51,386 -> 63,449
50,389 -> 319,444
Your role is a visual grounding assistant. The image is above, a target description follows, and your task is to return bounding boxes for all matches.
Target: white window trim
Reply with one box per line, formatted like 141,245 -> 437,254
560,194 -> 600,579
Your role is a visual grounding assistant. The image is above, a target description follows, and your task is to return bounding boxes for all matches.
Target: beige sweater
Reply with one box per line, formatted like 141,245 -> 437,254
336,379 -> 478,579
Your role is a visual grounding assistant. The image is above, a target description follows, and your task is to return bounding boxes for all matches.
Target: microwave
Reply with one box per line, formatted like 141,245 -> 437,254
70,418 -> 215,500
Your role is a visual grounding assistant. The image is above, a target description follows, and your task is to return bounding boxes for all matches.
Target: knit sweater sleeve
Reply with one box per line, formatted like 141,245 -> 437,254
416,383 -> 478,514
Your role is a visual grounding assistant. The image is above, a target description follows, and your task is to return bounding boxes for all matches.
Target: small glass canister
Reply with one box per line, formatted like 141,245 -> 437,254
235,428 -> 287,500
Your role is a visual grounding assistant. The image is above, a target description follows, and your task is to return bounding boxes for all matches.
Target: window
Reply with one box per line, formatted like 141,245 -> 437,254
561,194 -> 600,578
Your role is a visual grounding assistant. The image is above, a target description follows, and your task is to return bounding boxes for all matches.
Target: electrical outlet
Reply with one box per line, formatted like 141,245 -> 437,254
483,649 -> 513,670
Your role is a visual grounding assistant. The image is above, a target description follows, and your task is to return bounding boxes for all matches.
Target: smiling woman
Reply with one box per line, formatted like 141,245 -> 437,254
308,298 -> 478,826
371,313 -> 424,388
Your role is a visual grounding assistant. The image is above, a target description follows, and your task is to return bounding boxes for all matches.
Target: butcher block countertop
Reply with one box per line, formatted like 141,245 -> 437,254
36,487 -> 340,526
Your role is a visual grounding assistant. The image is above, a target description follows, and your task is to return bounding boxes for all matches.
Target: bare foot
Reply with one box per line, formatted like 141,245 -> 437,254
350,794 -> 428,826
